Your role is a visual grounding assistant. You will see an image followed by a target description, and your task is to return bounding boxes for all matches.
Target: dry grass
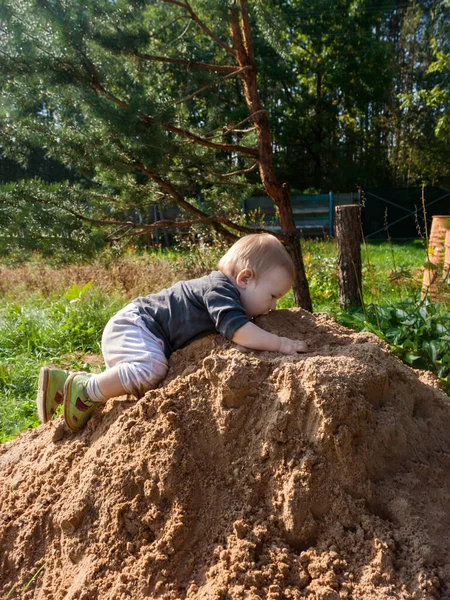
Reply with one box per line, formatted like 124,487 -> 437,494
0,256 -> 197,300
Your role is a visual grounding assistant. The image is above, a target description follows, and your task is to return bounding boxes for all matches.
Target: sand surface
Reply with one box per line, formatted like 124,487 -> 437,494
1,309 -> 450,599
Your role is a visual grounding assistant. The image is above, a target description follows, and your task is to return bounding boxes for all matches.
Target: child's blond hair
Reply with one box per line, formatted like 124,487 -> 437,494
218,233 -> 295,281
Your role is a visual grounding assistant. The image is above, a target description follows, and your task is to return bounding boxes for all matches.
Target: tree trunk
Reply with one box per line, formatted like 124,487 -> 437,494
231,3 -> 312,311
335,204 -> 363,309
278,184 -> 313,311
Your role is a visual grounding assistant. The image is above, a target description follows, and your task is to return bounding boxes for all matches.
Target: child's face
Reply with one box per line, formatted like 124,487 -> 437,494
236,266 -> 293,317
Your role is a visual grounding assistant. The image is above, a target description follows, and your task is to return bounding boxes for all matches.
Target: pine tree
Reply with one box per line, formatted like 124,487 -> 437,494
0,0 -> 312,308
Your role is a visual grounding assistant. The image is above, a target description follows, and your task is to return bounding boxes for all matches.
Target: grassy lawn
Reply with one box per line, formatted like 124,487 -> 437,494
1,238 -> 448,442
279,238 -> 426,312
0,284 -> 124,442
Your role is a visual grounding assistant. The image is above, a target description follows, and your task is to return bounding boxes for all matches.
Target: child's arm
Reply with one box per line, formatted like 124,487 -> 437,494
232,322 -> 308,355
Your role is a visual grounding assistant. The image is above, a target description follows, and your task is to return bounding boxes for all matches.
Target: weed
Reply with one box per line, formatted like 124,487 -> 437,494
3,562 -> 46,599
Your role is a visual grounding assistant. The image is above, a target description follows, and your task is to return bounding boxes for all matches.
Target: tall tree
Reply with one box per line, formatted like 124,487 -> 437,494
254,0 -> 449,190
393,0 -> 450,184
0,0 -> 312,309
251,0 -> 395,190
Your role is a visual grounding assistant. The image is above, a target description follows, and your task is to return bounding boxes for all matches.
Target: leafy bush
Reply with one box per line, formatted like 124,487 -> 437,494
337,299 -> 450,393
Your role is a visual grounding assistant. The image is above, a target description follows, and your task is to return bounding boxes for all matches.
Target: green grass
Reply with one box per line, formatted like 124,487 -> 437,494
1,238 -> 448,442
0,283 -> 123,442
278,239 -> 426,312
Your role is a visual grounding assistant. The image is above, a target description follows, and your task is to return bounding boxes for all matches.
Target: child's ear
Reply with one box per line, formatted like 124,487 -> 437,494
235,268 -> 254,288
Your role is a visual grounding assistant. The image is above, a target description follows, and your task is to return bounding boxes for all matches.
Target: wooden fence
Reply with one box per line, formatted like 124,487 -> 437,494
242,192 -> 359,237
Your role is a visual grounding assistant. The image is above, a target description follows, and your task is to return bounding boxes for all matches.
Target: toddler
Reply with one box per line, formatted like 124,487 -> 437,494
37,233 -> 308,431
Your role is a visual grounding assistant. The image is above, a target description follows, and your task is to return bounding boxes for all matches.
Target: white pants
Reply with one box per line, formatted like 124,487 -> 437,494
101,303 -> 169,398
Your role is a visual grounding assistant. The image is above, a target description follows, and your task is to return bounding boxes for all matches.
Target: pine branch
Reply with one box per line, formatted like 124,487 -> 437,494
231,127 -> 256,134
90,79 -> 258,156
202,180 -> 256,188
174,65 -> 251,105
132,161 -> 207,218
152,16 -> 186,38
134,52 -> 237,72
129,162 -> 281,239
65,211 -> 138,228
162,14 -> 193,47
131,161 -> 237,241
159,0 -> 187,9
31,194 -> 273,241
203,109 -> 267,139
223,110 -> 268,132
28,196 -> 136,227
208,161 -> 259,178
122,216 -> 275,236
70,46 -> 257,155
158,0 -> 236,58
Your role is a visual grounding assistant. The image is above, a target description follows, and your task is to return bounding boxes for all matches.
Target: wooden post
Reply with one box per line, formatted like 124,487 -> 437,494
335,204 -> 363,309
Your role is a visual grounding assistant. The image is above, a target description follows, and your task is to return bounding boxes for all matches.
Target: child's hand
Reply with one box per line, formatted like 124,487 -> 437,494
279,337 -> 308,355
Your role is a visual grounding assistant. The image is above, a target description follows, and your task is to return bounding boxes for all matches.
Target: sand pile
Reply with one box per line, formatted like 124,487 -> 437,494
1,309 -> 450,600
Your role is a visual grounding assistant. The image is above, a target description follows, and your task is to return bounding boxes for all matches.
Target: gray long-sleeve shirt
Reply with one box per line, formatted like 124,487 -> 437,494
133,271 -> 249,358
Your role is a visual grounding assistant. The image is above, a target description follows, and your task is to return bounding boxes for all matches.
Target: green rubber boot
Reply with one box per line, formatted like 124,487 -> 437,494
64,373 -> 97,431
36,367 -> 70,424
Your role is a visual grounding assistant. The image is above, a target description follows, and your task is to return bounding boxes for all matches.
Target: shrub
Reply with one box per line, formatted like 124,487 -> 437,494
337,299 -> 450,393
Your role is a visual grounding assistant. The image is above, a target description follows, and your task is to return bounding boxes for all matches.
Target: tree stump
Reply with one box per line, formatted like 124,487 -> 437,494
335,204 -> 363,309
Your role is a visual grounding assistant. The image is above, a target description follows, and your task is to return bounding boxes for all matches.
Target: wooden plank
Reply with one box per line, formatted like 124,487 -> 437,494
292,207 -> 329,216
